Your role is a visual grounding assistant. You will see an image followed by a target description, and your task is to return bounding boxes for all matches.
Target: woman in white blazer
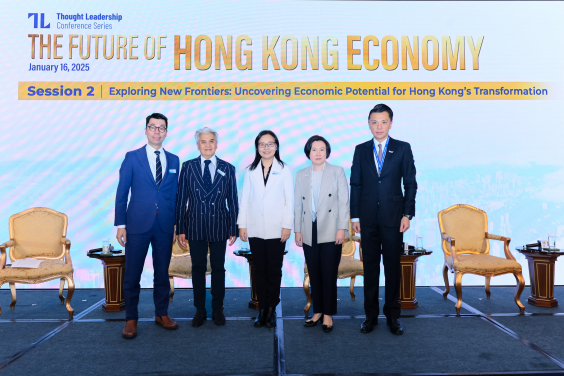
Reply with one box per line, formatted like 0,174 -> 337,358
238,130 -> 294,328
294,135 -> 350,332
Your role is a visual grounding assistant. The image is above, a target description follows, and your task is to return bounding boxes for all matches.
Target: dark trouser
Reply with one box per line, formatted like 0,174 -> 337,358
249,237 -> 286,310
124,215 -> 173,321
190,240 -> 226,313
361,221 -> 403,320
303,220 -> 342,316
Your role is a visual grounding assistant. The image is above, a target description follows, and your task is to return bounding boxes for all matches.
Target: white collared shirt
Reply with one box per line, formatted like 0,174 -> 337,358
200,154 -> 217,183
146,144 -> 167,180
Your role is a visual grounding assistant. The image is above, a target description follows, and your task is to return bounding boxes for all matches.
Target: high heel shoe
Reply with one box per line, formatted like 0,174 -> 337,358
304,314 -> 323,327
322,316 -> 333,332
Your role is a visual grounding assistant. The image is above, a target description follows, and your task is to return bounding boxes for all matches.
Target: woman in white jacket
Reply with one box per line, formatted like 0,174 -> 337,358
238,130 -> 294,328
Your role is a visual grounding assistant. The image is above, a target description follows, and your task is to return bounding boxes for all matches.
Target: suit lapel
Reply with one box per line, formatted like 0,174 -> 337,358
364,140 -> 379,178
192,156 -> 205,189
380,138 -> 397,178
160,149 -> 171,186
136,146 -> 156,184
301,166 -> 313,212
317,163 -> 333,207
251,164 -> 266,197
264,161 -> 282,195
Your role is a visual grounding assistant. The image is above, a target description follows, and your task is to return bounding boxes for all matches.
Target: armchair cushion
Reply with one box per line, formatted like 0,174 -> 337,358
168,255 -> 211,277
446,254 -> 521,274
10,209 -> 67,260
440,206 -> 489,256
0,260 -> 73,280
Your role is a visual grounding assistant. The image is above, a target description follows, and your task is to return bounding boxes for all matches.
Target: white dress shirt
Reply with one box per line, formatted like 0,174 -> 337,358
117,144 -> 167,229
352,137 -> 388,223
200,154 -> 217,183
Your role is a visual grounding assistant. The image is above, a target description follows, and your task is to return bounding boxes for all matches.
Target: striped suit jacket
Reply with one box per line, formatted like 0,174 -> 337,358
175,155 -> 239,242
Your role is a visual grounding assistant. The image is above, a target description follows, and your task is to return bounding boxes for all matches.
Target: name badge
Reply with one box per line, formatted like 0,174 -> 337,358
217,169 -> 225,176
169,169 -> 176,173
271,172 -> 279,175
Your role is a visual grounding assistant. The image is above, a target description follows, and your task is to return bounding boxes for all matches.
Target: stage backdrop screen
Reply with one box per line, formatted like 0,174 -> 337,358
2,1 -> 563,288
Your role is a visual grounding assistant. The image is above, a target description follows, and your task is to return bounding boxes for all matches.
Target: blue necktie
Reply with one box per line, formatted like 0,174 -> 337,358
203,159 -> 212,190
155,151 -> 162,186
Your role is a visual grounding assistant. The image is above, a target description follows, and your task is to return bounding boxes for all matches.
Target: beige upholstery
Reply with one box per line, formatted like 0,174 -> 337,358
438,204 -> 525,313
303,218 -> 364,316
0,208 -> 75,317
168,235 -> 211,302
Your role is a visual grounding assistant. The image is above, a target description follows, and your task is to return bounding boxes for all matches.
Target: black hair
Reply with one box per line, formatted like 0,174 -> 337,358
368,104 -> 393,121
145,113 -> 168,129
304,135 -> 331,159
249,130 -> 285,171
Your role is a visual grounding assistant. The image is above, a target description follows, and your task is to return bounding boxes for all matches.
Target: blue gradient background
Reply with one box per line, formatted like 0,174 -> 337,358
1,1 -> 563,288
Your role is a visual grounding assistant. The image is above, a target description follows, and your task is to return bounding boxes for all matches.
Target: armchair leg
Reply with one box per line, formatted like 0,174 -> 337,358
485,276 -> 491,299
454,272 -> 463,314
350,276 -> 356,301
0,282 -> 4,314
442,264 -> 450,299
59,279 -> 65,304
514,271 -> 526,313
303,274 -> 311,317
9,283 -> 16,310
169,277 -> 175,302
64,276 -> 75,318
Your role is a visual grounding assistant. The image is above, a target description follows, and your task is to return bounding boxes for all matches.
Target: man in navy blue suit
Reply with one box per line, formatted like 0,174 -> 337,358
175,127 -> 238,327
350,104 -> 417,335
115,113 -> 180,339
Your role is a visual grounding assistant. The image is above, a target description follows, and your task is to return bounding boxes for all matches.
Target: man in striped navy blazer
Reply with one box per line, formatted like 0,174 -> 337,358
175,127 -> 239,327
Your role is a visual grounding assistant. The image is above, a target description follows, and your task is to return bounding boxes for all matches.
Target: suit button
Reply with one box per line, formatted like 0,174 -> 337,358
303,197 -> 305,200
218,191 -> 220,193
304,211 -> 306,214
329,194 -> 331,197
329,209 -> 332,212
379,181 -> 381,184
212,203 -> 214,205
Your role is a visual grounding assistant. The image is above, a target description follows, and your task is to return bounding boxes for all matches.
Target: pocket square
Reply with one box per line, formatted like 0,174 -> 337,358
388,150 -> 394,153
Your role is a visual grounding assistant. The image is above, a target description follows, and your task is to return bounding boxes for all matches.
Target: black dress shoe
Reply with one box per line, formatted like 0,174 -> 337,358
254,309 -> 267,327
192,310 -> 207,327
360,317 -> 377,333
322,324 -> 333,333
304,314 -> 323,327
212,311 -> 226,326
265,307 -> 277,328
387,318 -> 403,335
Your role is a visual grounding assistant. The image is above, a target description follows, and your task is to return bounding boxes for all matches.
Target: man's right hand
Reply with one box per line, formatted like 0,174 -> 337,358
352,222 -> 361,234
178,234 -> 187,248
116,228 -> 127,247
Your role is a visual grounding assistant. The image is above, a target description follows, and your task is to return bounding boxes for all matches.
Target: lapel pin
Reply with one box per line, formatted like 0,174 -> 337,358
388,150 -> 394,153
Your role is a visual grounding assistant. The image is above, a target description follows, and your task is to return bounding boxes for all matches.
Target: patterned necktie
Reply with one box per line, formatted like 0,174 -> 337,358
377,144 -> 383,175
203,159 -> 212,190
155,151 -> 162,186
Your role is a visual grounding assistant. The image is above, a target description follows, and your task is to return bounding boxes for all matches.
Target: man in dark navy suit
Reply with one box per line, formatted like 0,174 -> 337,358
115,113 -> 180,339
175,127 -> 238,327
350,104 -> 417,335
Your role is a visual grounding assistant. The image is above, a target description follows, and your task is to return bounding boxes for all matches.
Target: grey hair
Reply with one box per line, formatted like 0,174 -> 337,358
194,127 -> 219,143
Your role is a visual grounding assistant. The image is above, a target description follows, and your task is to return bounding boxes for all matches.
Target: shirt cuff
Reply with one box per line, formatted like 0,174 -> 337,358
351,218 -> 359,223
117,225 -> 126,229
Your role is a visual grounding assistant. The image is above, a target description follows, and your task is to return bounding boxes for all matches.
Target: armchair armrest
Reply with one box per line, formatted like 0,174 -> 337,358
441,233 -> 459,265
486,232 -> 516,261
61,237 -> 73,265
0,240 -> 13,269
350,235 -> 363,261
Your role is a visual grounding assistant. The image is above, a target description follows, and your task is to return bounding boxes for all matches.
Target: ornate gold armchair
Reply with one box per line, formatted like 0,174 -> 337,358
438,204 -> 525,313
303,219 -> 364,316
168,236 -> 211,302
0,208 -> 75,317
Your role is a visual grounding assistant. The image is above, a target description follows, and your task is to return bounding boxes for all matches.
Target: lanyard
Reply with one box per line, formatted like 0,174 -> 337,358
373,137 -> 389,173
311,163 -> 325,216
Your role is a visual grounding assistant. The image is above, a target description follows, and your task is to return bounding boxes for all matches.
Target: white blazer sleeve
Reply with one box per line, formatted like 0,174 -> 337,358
236,167 -> 251,228
282,166 -> 295,230
293,171 -> 303,233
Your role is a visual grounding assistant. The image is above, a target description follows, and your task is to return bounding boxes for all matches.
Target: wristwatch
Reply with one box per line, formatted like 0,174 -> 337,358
403,214 -> 413,220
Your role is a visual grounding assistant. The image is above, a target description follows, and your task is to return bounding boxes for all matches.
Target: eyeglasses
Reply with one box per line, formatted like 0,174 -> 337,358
258,142 -> 276,149
147,125 -> 167,133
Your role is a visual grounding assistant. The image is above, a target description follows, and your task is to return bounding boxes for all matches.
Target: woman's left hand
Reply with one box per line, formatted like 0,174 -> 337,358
335,229 -> 346,245
281,228 -> 291,242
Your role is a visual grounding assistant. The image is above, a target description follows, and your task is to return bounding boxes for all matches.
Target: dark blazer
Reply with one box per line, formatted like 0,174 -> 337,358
350,137 -> 417,228
114,146 -> 179,234
175,155 -> 239,242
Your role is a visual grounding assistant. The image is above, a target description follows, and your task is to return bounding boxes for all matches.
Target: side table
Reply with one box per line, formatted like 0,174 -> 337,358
87,251 -> 126,312
516,247 -> 563,307
234,249 -> 288,310
400,251 -> 432,309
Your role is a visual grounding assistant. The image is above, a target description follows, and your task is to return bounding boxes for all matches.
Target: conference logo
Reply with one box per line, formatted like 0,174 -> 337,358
28,13 -> 50,28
